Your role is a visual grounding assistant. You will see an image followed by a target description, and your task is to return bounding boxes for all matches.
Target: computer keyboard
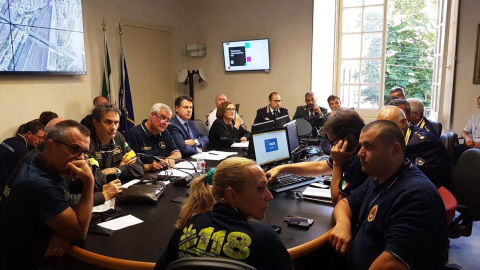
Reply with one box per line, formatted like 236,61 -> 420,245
268,173 -> 319,193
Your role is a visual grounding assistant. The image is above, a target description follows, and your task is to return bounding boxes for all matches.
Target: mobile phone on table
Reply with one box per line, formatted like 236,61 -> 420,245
284,215 -> 314,229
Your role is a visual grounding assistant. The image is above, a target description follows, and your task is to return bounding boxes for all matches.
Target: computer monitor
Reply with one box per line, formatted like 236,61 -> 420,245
252,127 -> 291,166
274,115 -> 290,128
251,120 -> 275,133
283,120 -> 300,153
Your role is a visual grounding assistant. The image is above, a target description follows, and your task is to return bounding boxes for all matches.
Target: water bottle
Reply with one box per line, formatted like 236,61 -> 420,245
196,150 -> 206,174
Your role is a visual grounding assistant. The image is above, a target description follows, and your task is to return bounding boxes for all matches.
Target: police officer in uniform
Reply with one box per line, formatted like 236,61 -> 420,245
89,103 -> 144,183
293,91 -> 327,136
407,98 -> 439,137
377,106 -> 451,189
253,92 -> 290,127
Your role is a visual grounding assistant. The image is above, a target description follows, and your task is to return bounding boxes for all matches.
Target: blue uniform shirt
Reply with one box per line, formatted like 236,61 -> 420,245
347,160 -> 448,269
125,119 -> 180,164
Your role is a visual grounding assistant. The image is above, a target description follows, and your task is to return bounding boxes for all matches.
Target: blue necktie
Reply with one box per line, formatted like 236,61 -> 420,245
184,122 -> 194,139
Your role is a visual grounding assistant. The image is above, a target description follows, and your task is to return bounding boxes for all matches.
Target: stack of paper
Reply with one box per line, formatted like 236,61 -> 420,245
191,151 -> 237,161
302,186 -> 332,205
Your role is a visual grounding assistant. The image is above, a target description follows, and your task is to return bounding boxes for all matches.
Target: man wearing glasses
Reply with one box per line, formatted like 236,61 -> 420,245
253,92 -> 290,127
90,103 -> 144,183
125,103 -> 181,171
0,120 -> 45,188
0,120 -> 94,269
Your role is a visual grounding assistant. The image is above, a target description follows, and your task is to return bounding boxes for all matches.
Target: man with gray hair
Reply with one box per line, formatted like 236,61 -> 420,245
0,120 -> 94,268
407,98 -> 438,137
125,103 -> 181,171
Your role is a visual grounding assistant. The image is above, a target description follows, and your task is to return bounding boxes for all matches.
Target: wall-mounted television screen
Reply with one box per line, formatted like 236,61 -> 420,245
0,0 -> 86,75
222,38 -> 270,72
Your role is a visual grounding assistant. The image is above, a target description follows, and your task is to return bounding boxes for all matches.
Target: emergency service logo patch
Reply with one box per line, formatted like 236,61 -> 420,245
415,157 -> 425,166
160,141 -> 166,149
367,205 -> 378,222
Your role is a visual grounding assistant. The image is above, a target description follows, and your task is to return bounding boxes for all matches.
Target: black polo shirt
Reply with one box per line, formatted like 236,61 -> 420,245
346,160 -> 447,269
327,154 -> 369,196
0,135 -> 29,186
125,119 -> 179,164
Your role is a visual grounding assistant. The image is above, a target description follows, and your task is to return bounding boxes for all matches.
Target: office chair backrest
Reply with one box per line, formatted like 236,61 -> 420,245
165,257 -> 257,270
295,118 -> 312,137
452,148 -> 480,220
440,132 -> 458,168
430,121 -> 442,138
438,186 -> 457,226
193,119 -> 209,136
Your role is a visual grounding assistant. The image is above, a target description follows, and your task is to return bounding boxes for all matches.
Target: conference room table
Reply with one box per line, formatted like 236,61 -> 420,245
67,151 -> 335,269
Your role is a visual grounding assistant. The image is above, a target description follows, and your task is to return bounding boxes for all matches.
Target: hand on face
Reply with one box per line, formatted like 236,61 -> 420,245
65,159 -> 94,184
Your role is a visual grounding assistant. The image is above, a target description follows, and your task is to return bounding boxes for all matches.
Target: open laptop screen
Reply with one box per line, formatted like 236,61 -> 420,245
252,128 -> 291,166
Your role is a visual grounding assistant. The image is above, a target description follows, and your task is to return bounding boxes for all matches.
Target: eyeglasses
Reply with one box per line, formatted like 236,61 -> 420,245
270,100 -> 282,103
284,190 -> 303,201
53,140 -> 89,158
154,114 -> 171,124
33,133 -> 45,140
226,108 -> 236,112
328,137 -> 340,146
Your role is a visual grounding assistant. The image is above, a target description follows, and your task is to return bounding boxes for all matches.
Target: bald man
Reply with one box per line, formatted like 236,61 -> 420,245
377,106 -> 451,189
206,93 -> 241,129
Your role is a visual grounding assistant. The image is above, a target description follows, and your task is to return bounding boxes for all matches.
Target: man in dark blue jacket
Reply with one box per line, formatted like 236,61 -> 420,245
167,96 -> 208,158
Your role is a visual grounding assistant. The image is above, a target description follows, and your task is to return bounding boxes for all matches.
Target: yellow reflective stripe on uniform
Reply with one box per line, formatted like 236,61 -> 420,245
89,158 -> 100,167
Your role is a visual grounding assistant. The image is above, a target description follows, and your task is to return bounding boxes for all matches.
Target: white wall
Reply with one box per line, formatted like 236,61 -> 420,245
180,0 -> 314,127
451,0 -> 480,134
0,0 -> 184,139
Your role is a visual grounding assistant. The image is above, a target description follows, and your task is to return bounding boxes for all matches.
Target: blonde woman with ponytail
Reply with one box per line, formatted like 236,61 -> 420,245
155,157 -> 294,270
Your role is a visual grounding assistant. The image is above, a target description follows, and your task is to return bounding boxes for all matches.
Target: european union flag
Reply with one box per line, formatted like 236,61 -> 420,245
119,50 -> 135,133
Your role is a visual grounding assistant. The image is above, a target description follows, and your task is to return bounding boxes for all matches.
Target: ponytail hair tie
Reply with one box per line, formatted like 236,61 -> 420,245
204,167 -> 216,185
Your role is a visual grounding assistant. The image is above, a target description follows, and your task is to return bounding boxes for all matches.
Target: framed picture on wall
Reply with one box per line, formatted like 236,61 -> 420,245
474,24 -> 480,84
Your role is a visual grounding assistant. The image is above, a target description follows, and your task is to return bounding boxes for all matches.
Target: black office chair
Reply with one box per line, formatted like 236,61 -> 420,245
449,148 -> 480,238
193,119 -> 209,136
430,121 -> 442,138
165,257 -> 257,270
440,132 -> 458,169
295,118 -> 313,138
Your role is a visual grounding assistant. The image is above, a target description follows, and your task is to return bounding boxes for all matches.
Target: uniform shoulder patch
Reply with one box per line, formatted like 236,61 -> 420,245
415,157 -> 425,166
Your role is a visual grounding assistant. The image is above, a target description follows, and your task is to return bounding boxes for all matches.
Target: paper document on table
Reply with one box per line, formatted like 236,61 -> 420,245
191,151 -> 237,160
231,141 -> 249,148
302,187 -> 332,199
97,215 -> 143,230
92,198 -> 116,213
122,179 -> 141,189
174,161 -> 196,170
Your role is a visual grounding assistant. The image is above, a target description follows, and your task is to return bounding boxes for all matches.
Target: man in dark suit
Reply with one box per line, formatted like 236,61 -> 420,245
168,96 -> 209,158
293,92 -> 327,136
253,92 -> 290,128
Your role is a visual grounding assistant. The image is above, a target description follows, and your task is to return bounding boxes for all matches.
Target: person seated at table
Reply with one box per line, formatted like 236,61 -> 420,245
267,109 -> 369,206
454,96 -> 480,163
293,91 -> 327,137
155,157 -> 294,270
389,86 -> 406,99
407,98 -> 439,137
205,93 -> 242,130
329,120 -> 447,269
167,96 -> 209,158
208,102 -> 250,151
253,92 -> 290,126
386,98 -> 412,122
125,103 -> 181,171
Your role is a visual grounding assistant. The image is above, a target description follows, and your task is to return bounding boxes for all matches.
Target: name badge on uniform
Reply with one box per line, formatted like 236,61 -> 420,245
95,152 -> 103,160
112,147 -> 122,155
159,141 -> 166,149
141,146 -> 152,151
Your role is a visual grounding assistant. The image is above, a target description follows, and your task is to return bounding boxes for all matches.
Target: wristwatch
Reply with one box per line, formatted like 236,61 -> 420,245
115,167 -> 122,176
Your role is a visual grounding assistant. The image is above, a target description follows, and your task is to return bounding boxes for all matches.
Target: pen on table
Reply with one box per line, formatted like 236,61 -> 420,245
208,152 -> 219,155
